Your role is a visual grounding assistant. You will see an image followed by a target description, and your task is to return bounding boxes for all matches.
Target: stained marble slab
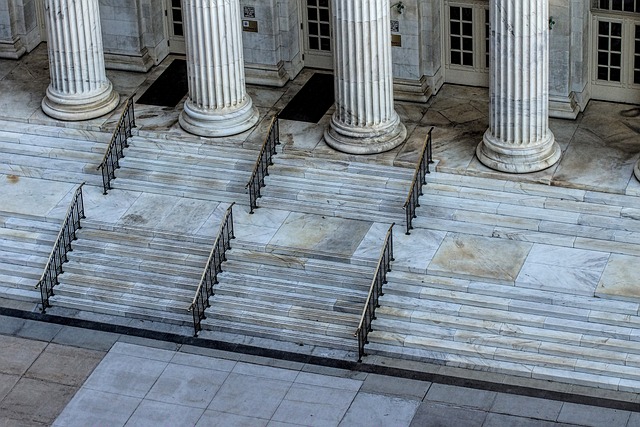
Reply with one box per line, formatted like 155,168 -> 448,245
427,233 -> 532,285
0,175 -> 74,218
595,253 -> 640,302
267,212 -> 372,259
515,245 -> 610,296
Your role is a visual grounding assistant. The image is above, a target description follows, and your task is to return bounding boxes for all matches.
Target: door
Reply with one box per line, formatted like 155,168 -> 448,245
166,0 -> 186,54
444,0 -> 489,86
591,2 -> 640,104
302,0 -> 333,69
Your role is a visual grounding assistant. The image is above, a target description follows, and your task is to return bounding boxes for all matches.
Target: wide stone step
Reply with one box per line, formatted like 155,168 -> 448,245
213,281 -> 364,315
0,120 -> 113,144
62,262 -> 199,290
66,251 -> 203,279
110,178 -> 243,204
257,197 -> 400,224
206,297 -> 358,337
218,271 -> 368,301
49,294 -> 192,326
127,136 -> 259,160
275,154 -> 415,181
363,341 -> 640,393
0,164 -> 103,186
53,282 -> 191,314
70,240 -> 209,268
0,283 -> 41,302
0,139 -> 103,163
200,317 -> 358,351
0,263 -> 42,281
58,271 -> 195,301
386,270 -> 640,317
124,147 -> 256,170
76,228 -> 211,257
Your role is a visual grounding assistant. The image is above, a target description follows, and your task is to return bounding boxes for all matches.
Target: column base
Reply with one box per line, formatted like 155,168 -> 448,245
476,130 -> 561,174
42,82 -> 120,121
179,97 -> 260,137
324,113 -> 407,155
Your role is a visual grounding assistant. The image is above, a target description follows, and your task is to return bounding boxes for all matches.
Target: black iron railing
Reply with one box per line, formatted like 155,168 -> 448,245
97,95 -> 136,195
355,223 -> 394,362
36,183 -> 86,313
189,202 -> 236,336
246,116 -> 280,213
403,127 -> 434,235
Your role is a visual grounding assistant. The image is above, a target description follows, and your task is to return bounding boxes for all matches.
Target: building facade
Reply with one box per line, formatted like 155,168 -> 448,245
1,0 -> 639,166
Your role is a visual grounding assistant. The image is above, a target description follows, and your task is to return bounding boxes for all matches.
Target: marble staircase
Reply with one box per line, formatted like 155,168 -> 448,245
258,153 -> 414,224
201,247 -> 373,352
111,135 -> 256,203
49,222 -> 210,325
0,211 -> 60,302
415,172 -> 640,257
0,120 -> 109,186
366,269 -> 640,392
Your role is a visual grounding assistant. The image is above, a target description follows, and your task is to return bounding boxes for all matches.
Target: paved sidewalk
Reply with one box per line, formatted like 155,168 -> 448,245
1,315 -> 638,426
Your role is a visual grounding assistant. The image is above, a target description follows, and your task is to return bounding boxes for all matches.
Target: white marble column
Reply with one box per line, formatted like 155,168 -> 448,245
42,0 -> 119,121
325,0 -> 406,154
179,0 -> 259,137
476,0 -> 561,173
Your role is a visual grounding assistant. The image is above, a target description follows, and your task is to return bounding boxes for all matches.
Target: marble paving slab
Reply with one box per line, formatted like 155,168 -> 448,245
267,212 -> 371,258
595,253 -> 640,303
0,175 -> 74,218
428,233 -> 532,285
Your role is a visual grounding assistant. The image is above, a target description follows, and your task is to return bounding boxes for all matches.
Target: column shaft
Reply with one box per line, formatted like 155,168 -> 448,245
477,0 -> 560,173
325,0 -> 406,154
42,0 -> 119,121
179,0 -> 258,137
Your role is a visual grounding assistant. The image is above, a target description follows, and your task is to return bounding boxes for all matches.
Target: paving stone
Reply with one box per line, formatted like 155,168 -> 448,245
24,342 -> 104,387
124,400 -> 204,427
0,372 -> 19,401
207,373 -> 292,419
424,383 -> 498,411
52,326 -> 120,352
52,389 -> 141,427
0,377 -> 76,425
409,402 -> 487,427
196,410 -> 268,427
490,393 -> 564,421
81,352 -> 168,398
360,373 -> 430,400
0,335 -> 46,375
15,320 -> 63,342
339,392 -> 421,427
145,363 -> 229,409
556,402 -> 632,427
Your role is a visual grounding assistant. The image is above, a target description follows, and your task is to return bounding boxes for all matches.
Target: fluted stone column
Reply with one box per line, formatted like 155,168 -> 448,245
325,0 -> 406,154
42,0 -> 119,121
179,0 -> 259,137
476,0 -> 561,173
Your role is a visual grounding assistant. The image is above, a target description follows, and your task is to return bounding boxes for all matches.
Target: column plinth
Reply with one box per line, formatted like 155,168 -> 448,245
179,0 -> 259,137
325,0 -> 406,155
42,0 -> 119,121
476,0 -> 560,173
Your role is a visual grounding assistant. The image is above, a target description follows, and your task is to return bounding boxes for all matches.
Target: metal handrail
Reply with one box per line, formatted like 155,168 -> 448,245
246,116 -> 280,213
188,202 -> 236,336
355,223 -> 394,362
97,94 -> 136,195
35,182 -> 86,313
403,127 -> 434,235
